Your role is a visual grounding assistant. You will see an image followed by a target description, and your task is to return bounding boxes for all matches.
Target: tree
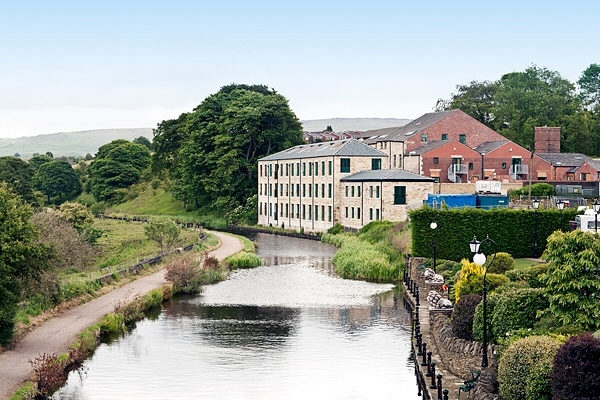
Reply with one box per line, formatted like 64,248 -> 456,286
143,217 -> 180,253
0,183 -> 49,344
87,141 -> 151,203
153,84 -> 304,210
435,80 -> 498,126
0,156 -> 38,205
578,63 -> 600,111
133,136 -> 153,151
542,230 -> 600,331
28,154 -> 53,171
33,160 -> 82,203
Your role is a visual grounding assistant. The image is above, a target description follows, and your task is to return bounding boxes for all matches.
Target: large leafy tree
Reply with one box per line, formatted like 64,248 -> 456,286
87,141 -> 151,203
153,84 -> 304,210
0,156 -> 38,205
33,160 -> 82,203
0,183 -> 49,344
578,63 -> 600,111
542,230 -> 600,331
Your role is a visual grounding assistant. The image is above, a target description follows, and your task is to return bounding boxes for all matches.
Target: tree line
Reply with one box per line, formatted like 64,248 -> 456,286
435,63 -> 600,155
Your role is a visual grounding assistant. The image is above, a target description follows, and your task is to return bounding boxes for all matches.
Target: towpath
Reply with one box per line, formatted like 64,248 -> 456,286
0,231 -> 244,399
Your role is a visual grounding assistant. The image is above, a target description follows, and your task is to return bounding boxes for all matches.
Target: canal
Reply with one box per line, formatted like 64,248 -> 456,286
53,233 -> 419,399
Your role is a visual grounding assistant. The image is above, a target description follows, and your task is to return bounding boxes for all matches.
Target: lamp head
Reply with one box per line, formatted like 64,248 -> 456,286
533,198 -> 540,210
556,200 -> 565,211
473,252 -> 487,266
469,236 -> 480,254
593,199 -> 600,213
430,221 -> 438,230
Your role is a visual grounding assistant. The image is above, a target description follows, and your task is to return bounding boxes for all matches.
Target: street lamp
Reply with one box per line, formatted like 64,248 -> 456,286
556,200 -> 565,231
593,199 -> 600,232
430,221 -> 438,273
469,235 -> 498,369
533,198 -> 540,258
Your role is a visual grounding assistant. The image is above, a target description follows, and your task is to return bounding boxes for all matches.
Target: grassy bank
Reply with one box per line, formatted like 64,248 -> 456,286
322,221 -> 410,283
11,287 -> 171,400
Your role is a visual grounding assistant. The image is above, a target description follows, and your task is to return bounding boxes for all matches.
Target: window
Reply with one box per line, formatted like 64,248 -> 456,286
441,133 -> 448,140
376,186 -> 380,198
328,206 -> 332,222
296,184 -> 300,197
459,134 -> 467,144
351,186 -> 355,197
345,186 -> 349,197
286,184 -> 289,196
394,186 -> 407,205
315,162 -> 319,176
309,162 -> 313,176
357,207 -> 361,219
269,203 -> 272,216
321,205 -> 325,221
328,183 -> 332,198
280,184 -> 283,195
433,157 -> 439,164
274,164 -> 279,179
328,161 -> 332,175
302,205 -> 306,219
285,164 -> 289,176
264,203 -> 267,216
303,162 -> 306,176
269,164 -> 272,177
259,202 -> 262,215
357,186 -> 361,197
351,207 -> 355,218
322,161 -> 325,175
434,177 -> 440,183
321,184 -> 325,198
502,162 -> 507,169
260,165 -> 263,177
341,158 -> 350,173
269,184 -> 272,196
260,185 -> 262,195
315,184 -> 318,198
421,133 -> 428,142
372,158 -> 382,170
296,204 -> 300,219
369,208 -> 373,220
376,209 -> 380,220
469,162 -> 474,170
345,207 -> 348,218
370,186 -> 373,198
285,204 -> 289,217
393,155 -> 397,167
308,205 -> 312,220
303,184 -> 306,197
291,204 -> 294,218
315,205 -> 318,220
308,184 -> 312,197
296,162 -> 300,176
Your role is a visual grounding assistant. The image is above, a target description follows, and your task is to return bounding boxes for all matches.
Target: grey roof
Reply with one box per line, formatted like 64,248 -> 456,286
362,110 -> 458,142
474,141 -> 509,155
259,139 -> 387,161
536,153 -> 595,168
407,140 -> 455,156
340,169 -> 435,182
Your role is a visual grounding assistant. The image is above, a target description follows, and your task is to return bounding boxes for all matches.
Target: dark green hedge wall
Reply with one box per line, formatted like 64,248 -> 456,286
410,207 -> 580,260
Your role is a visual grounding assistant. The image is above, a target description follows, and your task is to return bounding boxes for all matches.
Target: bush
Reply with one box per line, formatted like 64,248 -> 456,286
29,353 -> 68,398
485,252 -> 514,274
505,263 -> 550,288
164,253 -> 204,294
473,288 -> 548,345
226,251 -> 261,268
454,259 -> 484,302
498,335 -> 561,400
327,223 -> 344,235
451,294 -> 482,340
551,333 -> 600,400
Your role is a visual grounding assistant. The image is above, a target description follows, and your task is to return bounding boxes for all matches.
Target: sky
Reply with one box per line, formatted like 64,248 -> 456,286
0,1 -> 598,138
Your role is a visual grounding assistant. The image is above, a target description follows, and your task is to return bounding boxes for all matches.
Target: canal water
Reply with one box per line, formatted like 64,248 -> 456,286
53,233 -> 419,400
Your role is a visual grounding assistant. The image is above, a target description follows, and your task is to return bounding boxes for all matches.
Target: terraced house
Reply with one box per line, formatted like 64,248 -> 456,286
258,139 -> 434,233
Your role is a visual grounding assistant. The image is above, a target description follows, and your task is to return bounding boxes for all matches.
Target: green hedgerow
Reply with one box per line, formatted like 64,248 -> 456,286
498,335 -> 561,400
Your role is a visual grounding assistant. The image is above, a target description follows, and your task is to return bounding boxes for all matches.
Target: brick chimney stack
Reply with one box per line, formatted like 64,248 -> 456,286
534,126 -> 561,153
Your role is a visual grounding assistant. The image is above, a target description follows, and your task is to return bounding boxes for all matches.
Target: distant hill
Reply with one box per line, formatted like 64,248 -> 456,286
0,118 -> 411,159
0,128 -> 153,159
301,118 -> 411,132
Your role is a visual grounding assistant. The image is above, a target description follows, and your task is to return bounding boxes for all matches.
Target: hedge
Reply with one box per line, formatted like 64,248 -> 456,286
410,207 -> 580,260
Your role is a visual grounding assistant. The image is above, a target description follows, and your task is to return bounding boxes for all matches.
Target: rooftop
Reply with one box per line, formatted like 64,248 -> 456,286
260,139 -> 387,161
340,169 -> 435,182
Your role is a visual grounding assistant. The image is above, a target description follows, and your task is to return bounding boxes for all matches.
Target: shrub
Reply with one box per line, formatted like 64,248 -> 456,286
29,353 -> 68,398
451,294 -> 482,340
327,223 -> 344,235
493,288 -> 548,342
498,335 -> 561,400
226,251 -> 261,268
485,252 -> 514,274
164,253 -> 204,294
454,259 -> 484,302
551,333 -> 600,400
505,263 -> 550,288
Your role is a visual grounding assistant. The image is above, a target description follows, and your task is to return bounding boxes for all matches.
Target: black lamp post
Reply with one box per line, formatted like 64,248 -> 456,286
594,199 -> 600,232
533,198 -> 540,258
556,200 -> 565,231
470,235 -> 498,368
431,221 -> 438,273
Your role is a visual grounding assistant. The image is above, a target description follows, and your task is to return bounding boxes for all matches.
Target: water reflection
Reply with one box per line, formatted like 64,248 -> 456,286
53,233 -> 419,400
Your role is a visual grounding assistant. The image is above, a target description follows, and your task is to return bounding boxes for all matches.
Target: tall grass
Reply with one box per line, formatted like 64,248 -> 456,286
226,252 -> 262,268
322,221 -> 408,282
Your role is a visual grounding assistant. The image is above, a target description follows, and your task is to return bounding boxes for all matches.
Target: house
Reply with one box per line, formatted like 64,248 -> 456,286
339,169 -> 434,230
257,139 -> 388,232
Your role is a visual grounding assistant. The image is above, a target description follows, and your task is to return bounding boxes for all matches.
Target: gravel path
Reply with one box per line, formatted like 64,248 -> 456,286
0,231 -> 243,399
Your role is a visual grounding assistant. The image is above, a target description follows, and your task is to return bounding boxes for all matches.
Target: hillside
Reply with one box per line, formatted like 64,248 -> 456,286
0,118 -> 412,159
0,128 -> 153,159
